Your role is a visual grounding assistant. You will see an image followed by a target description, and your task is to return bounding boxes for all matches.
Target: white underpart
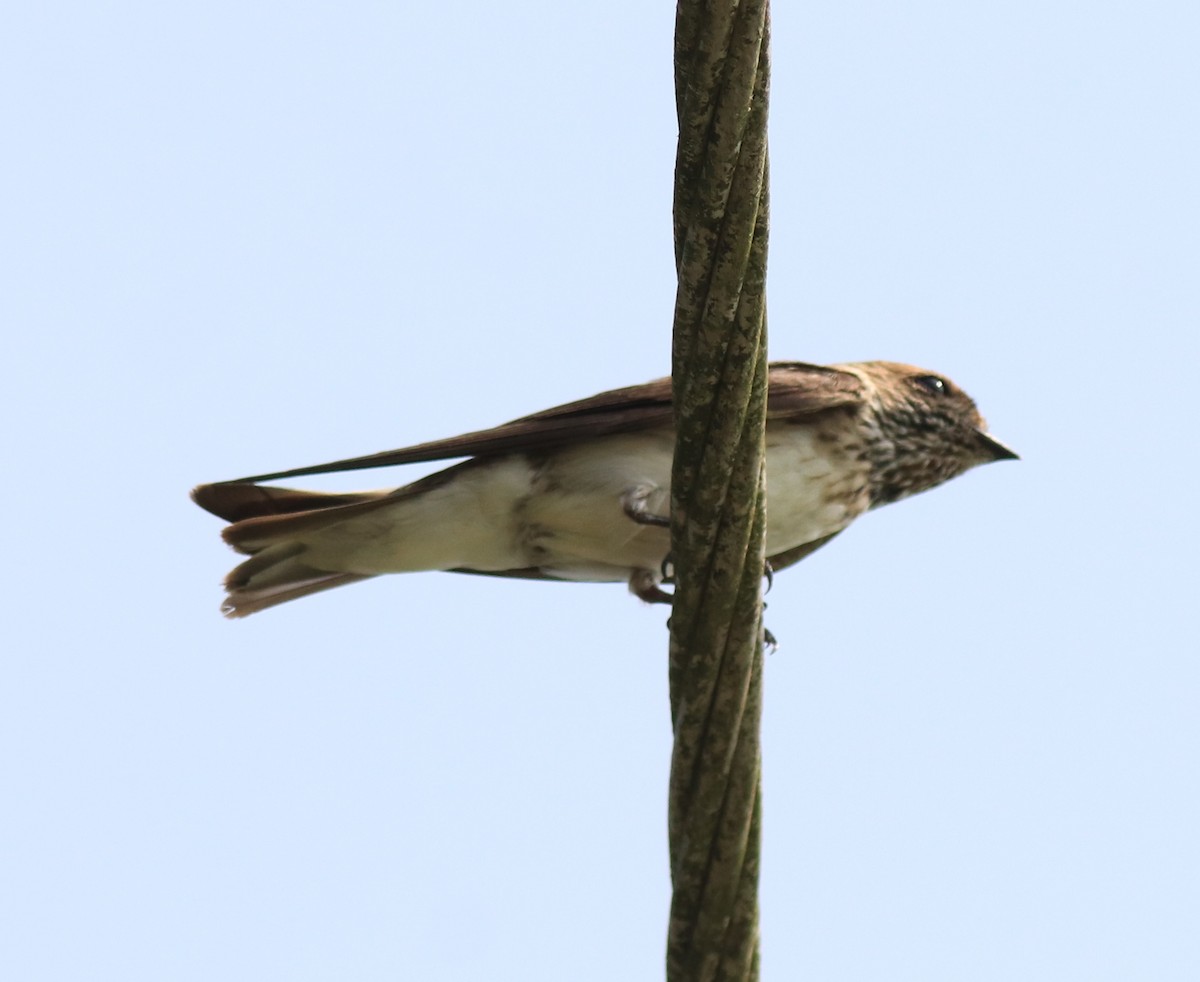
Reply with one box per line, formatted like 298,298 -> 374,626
299,457 -> 539,574
763,425 -> 869,550
291,424 -> 871,583
523,432 -> 676,581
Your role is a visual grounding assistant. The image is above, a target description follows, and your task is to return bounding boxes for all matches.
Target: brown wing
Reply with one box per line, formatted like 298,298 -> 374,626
764,362 -> 864,418
218,361 -> 864,484
766,531 -> 843,573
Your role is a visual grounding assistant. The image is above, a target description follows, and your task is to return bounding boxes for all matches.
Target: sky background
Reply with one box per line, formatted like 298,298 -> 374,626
3,1 -> 1198,979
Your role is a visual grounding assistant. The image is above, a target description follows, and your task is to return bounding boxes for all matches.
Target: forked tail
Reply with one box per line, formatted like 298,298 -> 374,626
192,483 -> 389,618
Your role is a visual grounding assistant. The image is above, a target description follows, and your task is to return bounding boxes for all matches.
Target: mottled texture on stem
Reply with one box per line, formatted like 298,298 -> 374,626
668,1 -> 770,981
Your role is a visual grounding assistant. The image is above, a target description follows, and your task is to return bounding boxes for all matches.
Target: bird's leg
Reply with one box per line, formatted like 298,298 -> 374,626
620,485 -> 674,603
619,484 -> 676,605
629,568 -> 673,605
622,487 -> 772,627
620,485 -> 671,528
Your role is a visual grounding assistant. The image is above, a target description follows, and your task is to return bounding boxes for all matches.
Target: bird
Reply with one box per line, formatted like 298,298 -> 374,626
192,361 -> 1016,618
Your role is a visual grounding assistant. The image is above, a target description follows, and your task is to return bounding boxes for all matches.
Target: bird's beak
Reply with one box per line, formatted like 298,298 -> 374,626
976,429 -> 1019,462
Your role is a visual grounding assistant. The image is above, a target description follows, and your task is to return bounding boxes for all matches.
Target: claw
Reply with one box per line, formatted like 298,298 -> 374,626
763,560 -> 774,595
629,568 -> 673,605
763,600 -> 777,651
620,485 -> 671,528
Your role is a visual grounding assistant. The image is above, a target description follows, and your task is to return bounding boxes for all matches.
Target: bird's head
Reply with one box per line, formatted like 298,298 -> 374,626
840,361 -> 1018,507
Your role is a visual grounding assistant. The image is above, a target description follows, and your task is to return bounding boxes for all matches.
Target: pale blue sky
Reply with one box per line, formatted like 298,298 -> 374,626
3,2 -> 1197,979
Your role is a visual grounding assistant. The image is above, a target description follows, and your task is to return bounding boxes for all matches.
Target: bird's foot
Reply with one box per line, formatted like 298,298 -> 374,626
620,485 -> 670,528
629,568 -> 673,605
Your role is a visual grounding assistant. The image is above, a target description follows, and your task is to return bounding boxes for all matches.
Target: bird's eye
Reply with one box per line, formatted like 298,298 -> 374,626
913,375 -> 948,396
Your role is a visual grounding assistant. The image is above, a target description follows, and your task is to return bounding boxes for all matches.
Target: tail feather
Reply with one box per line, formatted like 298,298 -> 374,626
192,482 -> 384,524
222,569 -> 374,618
193,482 -> 389,617
225,542 -> 307,589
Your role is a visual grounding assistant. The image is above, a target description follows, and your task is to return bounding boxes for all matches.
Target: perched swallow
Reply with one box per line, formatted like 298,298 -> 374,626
192,361 -> 1016,618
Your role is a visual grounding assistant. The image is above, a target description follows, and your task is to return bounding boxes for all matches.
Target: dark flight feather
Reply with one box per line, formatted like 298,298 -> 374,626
209,362 -> 864,486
